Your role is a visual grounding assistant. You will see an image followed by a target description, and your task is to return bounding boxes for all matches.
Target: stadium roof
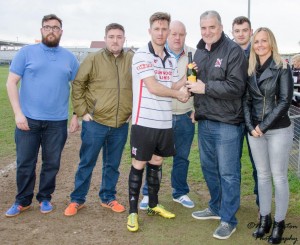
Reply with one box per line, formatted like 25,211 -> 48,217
0,39 -> 29,47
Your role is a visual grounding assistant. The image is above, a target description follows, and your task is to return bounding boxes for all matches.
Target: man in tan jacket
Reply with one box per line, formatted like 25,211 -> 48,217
64,23 -> 133,216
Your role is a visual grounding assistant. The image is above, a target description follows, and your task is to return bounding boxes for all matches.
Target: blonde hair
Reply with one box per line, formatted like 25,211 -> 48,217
248,27 -> 284,76
292,54 -> 300,65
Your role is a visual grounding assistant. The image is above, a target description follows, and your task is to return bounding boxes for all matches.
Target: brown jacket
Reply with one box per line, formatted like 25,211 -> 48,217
72,48 -> 133,128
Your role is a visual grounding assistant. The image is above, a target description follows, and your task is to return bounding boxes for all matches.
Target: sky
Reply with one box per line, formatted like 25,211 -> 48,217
1,0 -> 299,54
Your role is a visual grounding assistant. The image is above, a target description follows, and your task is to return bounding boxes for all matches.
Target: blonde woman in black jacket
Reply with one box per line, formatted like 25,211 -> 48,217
243,27 -> 294,244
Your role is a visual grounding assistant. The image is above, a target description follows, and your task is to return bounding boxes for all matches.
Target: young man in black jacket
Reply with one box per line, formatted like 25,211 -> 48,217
232,16 -> 260,211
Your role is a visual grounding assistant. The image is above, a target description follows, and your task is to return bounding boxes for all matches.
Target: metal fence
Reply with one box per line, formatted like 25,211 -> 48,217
288,104 -> 300,177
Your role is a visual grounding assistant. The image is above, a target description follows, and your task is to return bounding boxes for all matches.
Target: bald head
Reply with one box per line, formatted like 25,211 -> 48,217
170,20 -> 186,32
167,20 -> 187,54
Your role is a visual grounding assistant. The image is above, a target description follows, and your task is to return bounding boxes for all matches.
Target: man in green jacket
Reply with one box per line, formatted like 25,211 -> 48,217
64,23 -> 133,216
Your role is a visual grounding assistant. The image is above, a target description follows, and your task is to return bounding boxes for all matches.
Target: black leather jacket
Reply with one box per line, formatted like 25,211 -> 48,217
193,32 -> 248,125
243,60 -> 294,134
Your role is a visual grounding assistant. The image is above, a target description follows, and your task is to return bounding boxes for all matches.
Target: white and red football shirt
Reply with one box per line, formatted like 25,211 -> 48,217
132,42 -> 179,129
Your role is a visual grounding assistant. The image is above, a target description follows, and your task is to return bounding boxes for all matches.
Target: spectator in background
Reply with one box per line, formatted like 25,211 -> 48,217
127,12 -> 189,232
139,20 -> 196,210
5,14 -> 79,217
291,54 -> 300,141
232,16 -> 260,210
187,10 -> 247,240
64,23 -> 133,216
291,54 -> 300,107
243,27 -> 293,244
232,16 -> 252,59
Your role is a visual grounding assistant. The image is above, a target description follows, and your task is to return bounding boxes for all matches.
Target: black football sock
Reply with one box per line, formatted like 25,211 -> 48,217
146,162 -> 162,208
128,165 -> 144,214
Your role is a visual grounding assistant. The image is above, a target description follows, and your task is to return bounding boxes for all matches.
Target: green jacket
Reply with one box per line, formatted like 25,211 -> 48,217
72,48 -> 133,128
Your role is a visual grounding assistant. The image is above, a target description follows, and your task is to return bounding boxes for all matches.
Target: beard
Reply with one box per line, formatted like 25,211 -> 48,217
42,34 -> 61,47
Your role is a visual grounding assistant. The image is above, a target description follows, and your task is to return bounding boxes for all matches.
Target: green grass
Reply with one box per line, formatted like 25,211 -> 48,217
126,121 -> 300,217
0,65 -> 15,158
126,127 -> 300,215
0,65 -> 74,159
1,65 -> 299,215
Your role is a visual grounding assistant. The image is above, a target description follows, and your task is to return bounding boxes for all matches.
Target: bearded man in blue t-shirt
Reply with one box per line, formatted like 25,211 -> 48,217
5,14 -> 79,217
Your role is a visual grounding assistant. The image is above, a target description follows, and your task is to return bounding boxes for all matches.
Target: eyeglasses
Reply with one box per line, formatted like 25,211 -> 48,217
42,25 -> 61,32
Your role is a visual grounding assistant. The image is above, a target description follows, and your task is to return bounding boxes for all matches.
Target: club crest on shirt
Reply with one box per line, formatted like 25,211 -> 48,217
132,147 -> 137,156
215,58 -> 223,67
168,60 -> 173,68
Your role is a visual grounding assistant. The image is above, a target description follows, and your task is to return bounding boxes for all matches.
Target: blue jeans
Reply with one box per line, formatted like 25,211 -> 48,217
142,112 -> 195,198
15,118 -> 67,206
171,112 -> 195,198
198,120 -> 244,227
248,125 -> 293,221
70,121 -> 128,204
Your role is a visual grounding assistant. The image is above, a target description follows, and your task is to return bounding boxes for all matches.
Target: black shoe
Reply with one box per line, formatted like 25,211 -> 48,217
268,220 -> 285,244
253,213 -> 272,238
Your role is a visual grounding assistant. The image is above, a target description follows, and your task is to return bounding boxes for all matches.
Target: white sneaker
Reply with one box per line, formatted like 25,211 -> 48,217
139,196 -> 149,210
173,195 -> 195,208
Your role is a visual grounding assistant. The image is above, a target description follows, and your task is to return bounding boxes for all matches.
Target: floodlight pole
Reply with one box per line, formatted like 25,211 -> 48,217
248,0 -> 251,19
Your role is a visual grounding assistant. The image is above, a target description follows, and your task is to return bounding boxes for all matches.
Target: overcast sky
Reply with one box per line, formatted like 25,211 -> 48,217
1,0 -> 299,53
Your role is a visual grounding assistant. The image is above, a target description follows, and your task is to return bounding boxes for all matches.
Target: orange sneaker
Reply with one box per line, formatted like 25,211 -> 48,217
101,200 -> 125,213
64,202 -> 85,216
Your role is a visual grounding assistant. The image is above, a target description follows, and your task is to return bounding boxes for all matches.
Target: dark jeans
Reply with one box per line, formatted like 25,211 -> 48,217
15,118 -> 67,206
70,121 -> 128,204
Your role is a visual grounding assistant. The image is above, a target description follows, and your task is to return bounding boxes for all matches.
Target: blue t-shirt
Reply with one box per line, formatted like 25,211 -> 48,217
10,43 -> 79,120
